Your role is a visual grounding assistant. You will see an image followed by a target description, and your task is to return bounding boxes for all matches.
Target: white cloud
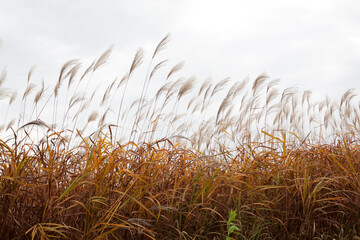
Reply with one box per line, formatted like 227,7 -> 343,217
0,0 -> 359,138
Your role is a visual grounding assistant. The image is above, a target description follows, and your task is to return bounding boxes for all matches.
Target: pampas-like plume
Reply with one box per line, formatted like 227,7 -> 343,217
55,59 -> 78,97
187,95 -> 197,109
166,78 -> 184,98
9,90 -> 17,105
167,61 -> 185,80
152,34 -> 170,59
198,77 -> 212,96
117,74 -> 128,89
58,59 -> 78,83
67,63 -> 81,89
266,79 -> 280,93
252,74 -> 268,95
129,48 -> 144,75
340,88 -> 356,108
18,119 -> 51,131
319,99 -> 326,112
80,60 -> 95,82
211,77 -> 230,97
88,111 -> 99,122
101,86 -> 112,106
202,83 -> 213,105
162,91 -> 176,111
302,90 -> 312,105
216,96 -> 230,123
266,88 -> 279,105
23,83 -> 36,100
281,87 -> 297,102
27,65 -> 36,83
177,76 -> 195,99
93,45 -> 113,71
237,77 -> 249,93
68,93 -> 85,110
90,84 -> 101,101
155,82 -> 172,100
150,59 -> 168,80
226,81 -> 241,99
34,79 -> 45,104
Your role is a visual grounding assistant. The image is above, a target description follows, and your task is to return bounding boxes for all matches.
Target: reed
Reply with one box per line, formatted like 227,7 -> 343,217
0,36 -> 359,239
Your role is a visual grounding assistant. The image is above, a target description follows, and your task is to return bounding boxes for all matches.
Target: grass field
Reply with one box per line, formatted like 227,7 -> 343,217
0,36 -> 360,239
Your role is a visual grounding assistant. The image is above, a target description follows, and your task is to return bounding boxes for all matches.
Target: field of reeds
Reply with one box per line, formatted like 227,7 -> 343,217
1,35 -> 360,239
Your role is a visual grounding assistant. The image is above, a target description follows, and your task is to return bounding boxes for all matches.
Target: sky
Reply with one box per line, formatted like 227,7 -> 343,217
0,0 -> 359,136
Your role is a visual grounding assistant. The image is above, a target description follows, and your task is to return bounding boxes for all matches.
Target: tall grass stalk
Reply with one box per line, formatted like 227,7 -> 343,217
0,37 -> 359,239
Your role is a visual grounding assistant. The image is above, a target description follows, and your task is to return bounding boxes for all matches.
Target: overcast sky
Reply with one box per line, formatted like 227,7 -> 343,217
0,0 -> 359,130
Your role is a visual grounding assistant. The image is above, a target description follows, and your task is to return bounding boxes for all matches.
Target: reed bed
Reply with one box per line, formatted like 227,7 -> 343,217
0,36 -> 360,239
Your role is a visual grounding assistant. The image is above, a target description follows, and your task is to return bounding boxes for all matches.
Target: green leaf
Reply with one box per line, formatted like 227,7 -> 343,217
228,210 -> 237,223
228,225 -> 240,234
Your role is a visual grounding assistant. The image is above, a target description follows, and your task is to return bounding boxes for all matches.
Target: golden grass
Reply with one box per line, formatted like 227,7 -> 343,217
0,36 -> 360,239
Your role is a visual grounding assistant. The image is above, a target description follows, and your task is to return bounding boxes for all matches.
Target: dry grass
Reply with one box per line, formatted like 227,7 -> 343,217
0,36 -> 360,239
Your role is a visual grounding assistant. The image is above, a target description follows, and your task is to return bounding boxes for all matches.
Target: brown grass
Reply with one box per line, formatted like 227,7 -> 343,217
0,36 -> 360,239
